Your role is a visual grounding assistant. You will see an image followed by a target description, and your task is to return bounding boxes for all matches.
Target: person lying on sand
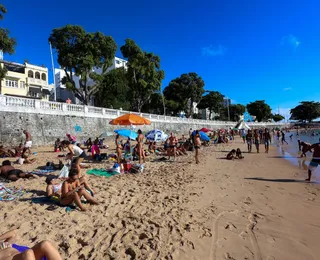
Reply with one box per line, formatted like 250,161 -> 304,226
60,169 -> 98,211
0,160 -> 39,181
0,229 -> 62,260
236,148 -> 244,159
0,145 -> 15,158
226,149 -> 236,160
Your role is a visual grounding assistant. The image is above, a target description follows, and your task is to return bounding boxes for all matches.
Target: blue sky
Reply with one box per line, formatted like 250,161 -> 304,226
2,0 -> 320,118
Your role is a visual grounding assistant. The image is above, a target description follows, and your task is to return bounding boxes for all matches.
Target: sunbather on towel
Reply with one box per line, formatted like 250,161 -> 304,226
0,229 -> 62,260
60,169 -> 98,211
0,160 -> 39,181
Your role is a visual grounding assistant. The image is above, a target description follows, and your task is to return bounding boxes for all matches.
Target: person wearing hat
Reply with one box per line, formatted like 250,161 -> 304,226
60,169 -> 98,211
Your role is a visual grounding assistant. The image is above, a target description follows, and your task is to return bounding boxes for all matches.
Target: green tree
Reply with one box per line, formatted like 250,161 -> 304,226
246,100 -> 272,122
141,92 -> 165,114
120,39 -> 165,112
94,67 -> 130,110
290,101 -> 320,122
164,72 -> 205,117
197,91 -> 224,119
0,4 -> 17,91
272,114 -> 285,122
49,25 -> 117,105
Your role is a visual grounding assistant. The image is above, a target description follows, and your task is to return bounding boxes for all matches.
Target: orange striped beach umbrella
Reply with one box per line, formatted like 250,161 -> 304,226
110,113 -> 151,125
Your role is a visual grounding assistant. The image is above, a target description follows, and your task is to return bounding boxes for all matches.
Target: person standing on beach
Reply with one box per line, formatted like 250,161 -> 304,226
194,130 -> 201,164
281,131 -> 288,145
306,142 -> 320,181
263,129 -> 271,153
253,129 -> 260,153
137,129 -> 146,164
22,130 -> 32,157
168,132 -> 178,161
246,130 -> 253,153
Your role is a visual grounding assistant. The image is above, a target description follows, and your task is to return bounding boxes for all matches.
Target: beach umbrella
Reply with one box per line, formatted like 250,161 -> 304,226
192,131 -> 210,141
199,127 -> 212,133
110,113 -> 151,125
114,129 -> 138,140
146,129 -> 168,142
99,132 -> 114,138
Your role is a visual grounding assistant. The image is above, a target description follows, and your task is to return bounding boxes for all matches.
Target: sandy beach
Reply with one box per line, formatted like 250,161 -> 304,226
1,139 -> 319,260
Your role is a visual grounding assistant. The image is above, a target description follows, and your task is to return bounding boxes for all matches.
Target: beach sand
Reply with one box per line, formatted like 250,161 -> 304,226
0,139 -> 319,259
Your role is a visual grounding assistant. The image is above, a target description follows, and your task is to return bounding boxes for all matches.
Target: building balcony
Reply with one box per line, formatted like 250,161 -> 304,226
27,77 -> 47,86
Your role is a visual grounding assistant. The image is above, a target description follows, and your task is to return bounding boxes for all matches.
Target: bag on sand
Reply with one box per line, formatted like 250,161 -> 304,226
58,165 -> 69,178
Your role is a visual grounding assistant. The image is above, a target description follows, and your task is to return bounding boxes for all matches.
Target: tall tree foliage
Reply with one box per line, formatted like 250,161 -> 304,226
164,72 -> 205,117
49,25 -> 117,105
219,104 -> 246,121
0,5 -> 17,84
197,91 -> 224,119
272,114 -> 285,122
246,100 -> 272,122
290,101 -> 320,122
94,67 -> 129,109
120,39 -> 165,112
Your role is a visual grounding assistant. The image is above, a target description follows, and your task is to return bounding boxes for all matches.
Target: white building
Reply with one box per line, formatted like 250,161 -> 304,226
54,57 -> 128,104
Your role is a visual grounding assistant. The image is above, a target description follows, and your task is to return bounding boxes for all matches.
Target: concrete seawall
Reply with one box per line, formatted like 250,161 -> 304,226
0,95 -> 288,146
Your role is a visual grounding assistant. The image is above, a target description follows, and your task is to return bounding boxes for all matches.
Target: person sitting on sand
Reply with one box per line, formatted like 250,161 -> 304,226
85,138 -> 92,150
0,229 -> 62,260
60,168 -> 99,211
54,138 -> 64,152
300,141 -> 311,158
236,148 -> 244,159
14,143 -> 23,158
46,172 -> 95,198
0,160 -> 38,181
66,133 -> 76,144
227,149 -> 236,160
91,140 -> 101,161
61,140 -> 86,173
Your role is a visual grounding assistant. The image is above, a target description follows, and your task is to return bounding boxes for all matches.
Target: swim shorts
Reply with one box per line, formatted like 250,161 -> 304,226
309,159 -> 320,171
24,141 -> 32,148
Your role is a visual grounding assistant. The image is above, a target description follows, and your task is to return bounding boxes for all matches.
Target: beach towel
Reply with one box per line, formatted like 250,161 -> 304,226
86,168 -> 119,178
31,196 -> 75,212
0,184 -> 25,201
28,169 -> 56,176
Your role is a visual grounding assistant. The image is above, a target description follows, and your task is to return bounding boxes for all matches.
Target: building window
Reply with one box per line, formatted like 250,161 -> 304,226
116,60 -> 120,64
20,81 -> 25,88
5,79 -> 18,88
29,92 -> 39,98
35,72 -> 40,79
28,70 -> 34,78
41,73 -> 46,81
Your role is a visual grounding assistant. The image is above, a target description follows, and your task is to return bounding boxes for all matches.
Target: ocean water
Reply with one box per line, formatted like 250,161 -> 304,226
274,131 -> 320,183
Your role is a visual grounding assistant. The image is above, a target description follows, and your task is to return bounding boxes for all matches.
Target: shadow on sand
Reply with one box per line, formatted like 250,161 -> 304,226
244,177 -> 308,183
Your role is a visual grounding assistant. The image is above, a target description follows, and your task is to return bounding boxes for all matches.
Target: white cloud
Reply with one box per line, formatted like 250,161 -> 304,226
202,45 -> 227,57
281,34 -> 300,51
283,87 -> 292,91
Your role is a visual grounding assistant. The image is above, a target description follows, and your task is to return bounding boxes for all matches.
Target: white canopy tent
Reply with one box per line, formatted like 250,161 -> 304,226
235,120 -> 251,130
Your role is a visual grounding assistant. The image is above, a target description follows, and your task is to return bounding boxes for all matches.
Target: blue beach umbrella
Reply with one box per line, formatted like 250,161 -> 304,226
192,131 -> 210,141
114,129 -> 138,140
146,129 -> 168,142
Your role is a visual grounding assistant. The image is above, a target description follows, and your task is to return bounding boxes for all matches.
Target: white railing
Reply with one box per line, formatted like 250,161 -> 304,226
0,95 -> 289,127
27,77 -> 47,86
